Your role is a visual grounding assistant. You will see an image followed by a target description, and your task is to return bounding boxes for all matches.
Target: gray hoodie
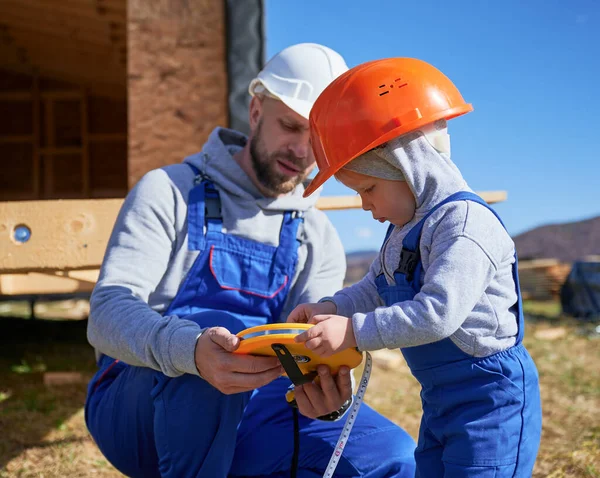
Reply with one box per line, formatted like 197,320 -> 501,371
87,127 -> 346,377
331,132 -> 519,357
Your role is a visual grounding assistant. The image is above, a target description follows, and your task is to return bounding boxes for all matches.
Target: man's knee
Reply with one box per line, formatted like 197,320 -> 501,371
348,425 -> 416,477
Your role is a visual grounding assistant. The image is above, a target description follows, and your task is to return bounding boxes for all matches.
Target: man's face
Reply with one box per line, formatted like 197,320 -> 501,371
248,97 -> 314,195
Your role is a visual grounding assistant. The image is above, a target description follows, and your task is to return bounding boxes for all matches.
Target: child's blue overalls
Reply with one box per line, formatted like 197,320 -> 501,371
375,191 -> 542,478
85,165 -> 416,478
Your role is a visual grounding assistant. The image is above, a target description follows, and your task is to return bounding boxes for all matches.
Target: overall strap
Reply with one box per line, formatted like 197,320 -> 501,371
399,191 -> 488,281
273,211 -> 304,271
187,164 -> 223,251
397,191 -> 526,344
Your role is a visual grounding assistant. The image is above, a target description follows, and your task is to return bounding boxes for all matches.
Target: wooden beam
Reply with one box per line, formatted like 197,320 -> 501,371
317,191 -> 508,210
0,192 -> 507,273
0,199 -> 123,273
55,269 -> 100,283
0,271 -> 97,295
517,258 -> 562,270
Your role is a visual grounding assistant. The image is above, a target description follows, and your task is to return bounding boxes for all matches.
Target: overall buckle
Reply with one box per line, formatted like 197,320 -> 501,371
397,248 -> 419,281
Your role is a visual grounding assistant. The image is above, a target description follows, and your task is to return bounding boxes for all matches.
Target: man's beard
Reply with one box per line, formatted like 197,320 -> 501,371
249,122 -> 309,195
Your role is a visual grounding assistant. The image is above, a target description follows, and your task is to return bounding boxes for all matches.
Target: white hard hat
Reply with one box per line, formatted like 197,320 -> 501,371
249,43 -> 349,119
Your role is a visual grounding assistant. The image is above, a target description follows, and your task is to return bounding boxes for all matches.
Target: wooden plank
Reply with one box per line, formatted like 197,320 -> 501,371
0,271 -> 97,295
317,191 -> 507,210
57,269 -> 100,283
0,199 -> 123,273
0,192 -> 507,273
518,258 -> 562,270
43,372 -> 83,387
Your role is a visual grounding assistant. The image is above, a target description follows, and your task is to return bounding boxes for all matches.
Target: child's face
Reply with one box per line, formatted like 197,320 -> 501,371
336,169 -> 416,227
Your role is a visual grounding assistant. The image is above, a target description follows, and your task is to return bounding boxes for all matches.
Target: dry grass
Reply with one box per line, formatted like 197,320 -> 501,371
0,301 -> 598,477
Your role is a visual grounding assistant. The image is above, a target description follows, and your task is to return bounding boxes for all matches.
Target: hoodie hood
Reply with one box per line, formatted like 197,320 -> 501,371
374,129 -> 471,223
184,127 -> 320,212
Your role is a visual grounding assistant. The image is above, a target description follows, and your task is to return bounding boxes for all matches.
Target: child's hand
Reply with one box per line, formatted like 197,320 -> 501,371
287,301 -> 337,324
294,315 -> 357,357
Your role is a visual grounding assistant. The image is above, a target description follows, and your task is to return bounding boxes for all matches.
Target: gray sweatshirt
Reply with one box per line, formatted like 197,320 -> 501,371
87,127 -> 346,377
331,132 -> 519,357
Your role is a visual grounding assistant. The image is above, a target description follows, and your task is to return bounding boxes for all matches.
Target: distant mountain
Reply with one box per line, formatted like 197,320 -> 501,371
345,250 -> 378,285
343,215 -> 600,285
513,215 -> 600,263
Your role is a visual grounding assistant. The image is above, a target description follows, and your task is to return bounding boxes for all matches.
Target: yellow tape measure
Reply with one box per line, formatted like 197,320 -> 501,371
234,323 -> 363,376
234,323 -> 370,478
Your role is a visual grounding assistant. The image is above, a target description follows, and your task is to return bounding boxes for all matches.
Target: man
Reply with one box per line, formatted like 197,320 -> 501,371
85,43 -> 416,478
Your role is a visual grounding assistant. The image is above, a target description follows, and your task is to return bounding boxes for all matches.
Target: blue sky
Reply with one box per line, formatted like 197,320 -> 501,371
265,0 -> 600,252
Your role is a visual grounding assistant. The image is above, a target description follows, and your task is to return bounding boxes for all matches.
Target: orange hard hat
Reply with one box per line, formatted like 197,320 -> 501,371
304,58 -> 473,197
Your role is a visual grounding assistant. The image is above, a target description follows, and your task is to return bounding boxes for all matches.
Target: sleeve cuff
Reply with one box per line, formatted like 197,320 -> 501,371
169,325 -> 205,377
327,293 -> 356,318
351,312 -> 386,351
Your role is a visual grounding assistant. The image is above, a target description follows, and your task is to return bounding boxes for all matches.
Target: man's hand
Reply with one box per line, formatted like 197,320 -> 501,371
294,365 -> 352,419
294,315 -> 357,357
194,326 -> 283,394
287,301 -> 337,324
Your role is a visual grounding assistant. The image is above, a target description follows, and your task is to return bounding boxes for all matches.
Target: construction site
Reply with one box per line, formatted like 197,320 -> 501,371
0,1 -> 598,477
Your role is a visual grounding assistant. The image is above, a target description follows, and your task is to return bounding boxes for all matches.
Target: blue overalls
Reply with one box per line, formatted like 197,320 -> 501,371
85,165 -> 416,478
375,191 -> 542,477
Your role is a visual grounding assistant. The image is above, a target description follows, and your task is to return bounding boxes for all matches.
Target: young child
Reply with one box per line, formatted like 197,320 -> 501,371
288,58 -> 542,477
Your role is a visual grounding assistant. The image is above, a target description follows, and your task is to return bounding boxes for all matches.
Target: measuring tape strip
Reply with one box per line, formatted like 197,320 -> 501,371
322,351 -> 372,478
